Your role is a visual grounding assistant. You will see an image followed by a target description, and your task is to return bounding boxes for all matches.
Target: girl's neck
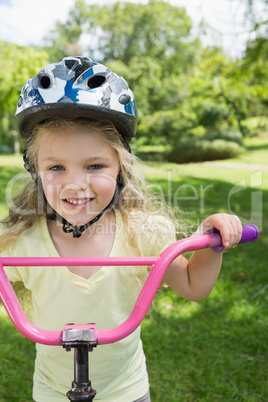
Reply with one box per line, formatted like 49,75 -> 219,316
47,210 -> 116,242
47,211 -> 117,279
47,210 -> 116,256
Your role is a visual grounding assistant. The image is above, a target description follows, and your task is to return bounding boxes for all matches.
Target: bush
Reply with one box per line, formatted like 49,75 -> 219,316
137,108 -> 197,145
166,137 -> 242,164
198,104 -> 229,128
205,128 -> 243,144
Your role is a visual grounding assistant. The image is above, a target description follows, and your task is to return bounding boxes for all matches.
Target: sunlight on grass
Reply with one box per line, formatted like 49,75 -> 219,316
232,136 -> 268,165
144,162 -> 268,188
155,293 -> 201,319
229,300 -> 260,320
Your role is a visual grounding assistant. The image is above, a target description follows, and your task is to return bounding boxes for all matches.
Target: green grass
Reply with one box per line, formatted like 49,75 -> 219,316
0,306 -> 35,401
0,139 -> 267,401
141,136 -> 268,401
224,135 -> 268,165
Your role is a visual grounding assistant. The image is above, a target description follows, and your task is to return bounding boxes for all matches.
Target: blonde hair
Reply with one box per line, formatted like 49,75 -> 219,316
0,118 -> 176,298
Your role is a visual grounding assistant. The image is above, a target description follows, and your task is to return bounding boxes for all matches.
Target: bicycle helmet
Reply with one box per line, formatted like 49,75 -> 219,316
15,56 -> 138,142
16,56 -> 138,238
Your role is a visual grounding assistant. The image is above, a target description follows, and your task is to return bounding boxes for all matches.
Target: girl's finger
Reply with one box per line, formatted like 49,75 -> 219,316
231,215 -> 243,245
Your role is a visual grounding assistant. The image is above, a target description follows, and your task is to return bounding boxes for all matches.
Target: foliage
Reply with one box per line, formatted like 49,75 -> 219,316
0,0 -> 267,158
138,108 -> 197,145
45,0 -> 201,119
0,42 -> 49,116
0,41 -> 49,153
244,0 -> 268,39
167,138 -> 242,164
46,0 -> 199,68
43,0 -> 268,142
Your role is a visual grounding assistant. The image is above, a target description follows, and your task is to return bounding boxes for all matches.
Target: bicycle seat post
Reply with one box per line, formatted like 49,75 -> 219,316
62,323 -> 98,401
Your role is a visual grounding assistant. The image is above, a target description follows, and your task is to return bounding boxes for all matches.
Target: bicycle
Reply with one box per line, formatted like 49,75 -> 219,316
0,224 -> 259,401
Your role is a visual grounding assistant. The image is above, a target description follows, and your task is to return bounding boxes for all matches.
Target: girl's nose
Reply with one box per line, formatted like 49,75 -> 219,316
66,170 -> 89,191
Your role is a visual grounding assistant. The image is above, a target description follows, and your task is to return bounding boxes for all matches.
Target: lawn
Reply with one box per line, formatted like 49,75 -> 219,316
0,136 -> 267,401
141,138 -> 268,401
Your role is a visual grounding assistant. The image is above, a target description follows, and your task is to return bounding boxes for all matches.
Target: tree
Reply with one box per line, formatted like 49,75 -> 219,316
45,1 -> 202,118
0,42 -> 49,153
38,0 -> 268,156
45,0 -> 200,72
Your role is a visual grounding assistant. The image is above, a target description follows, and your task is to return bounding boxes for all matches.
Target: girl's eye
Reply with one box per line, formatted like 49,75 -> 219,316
51,165 -> 64,171
88,164 -> 103,170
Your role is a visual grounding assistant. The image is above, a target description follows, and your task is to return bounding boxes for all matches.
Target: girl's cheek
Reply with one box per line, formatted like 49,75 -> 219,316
45,172 -> 55,182
39,171 -> 54,186
44,186 -> 61,209
92,175 -> 117,195
40,174 -> 62,205
40,171 -> 63,189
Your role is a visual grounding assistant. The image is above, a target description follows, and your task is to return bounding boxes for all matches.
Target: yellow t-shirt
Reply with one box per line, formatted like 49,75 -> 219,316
1,209 -> 176,401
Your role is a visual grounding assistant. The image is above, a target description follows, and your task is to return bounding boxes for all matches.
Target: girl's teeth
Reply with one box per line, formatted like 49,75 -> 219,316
66,198 -> 90,205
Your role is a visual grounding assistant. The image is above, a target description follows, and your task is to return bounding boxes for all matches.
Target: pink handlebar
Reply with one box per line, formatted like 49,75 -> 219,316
0,225 -> 259,346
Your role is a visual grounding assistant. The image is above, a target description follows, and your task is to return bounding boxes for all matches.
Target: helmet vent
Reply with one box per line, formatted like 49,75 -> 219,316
17,96 -> 23,108
86,75 -> 106,89
39,75 -> 52,89
32,73 -> 53,89
119,94 -> 131,105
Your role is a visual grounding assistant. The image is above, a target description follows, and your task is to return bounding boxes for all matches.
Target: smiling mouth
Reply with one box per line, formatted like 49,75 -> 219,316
65,198 -> 93,205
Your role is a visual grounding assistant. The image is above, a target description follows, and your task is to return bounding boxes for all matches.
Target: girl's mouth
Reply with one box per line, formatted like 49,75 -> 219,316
66,198 -> 91,205
63,198 -> 94,209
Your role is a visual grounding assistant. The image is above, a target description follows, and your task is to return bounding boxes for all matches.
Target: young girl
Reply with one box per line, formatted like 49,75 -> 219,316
0,56 -> 242,402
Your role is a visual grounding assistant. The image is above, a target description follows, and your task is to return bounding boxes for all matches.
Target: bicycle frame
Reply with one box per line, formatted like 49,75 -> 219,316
0,224 -> 259,401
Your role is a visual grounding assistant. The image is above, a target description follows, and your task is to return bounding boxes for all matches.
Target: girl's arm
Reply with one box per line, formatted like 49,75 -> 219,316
164,214 -> 242,301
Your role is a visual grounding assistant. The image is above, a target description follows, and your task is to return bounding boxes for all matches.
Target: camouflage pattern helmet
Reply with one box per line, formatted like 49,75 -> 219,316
15,56 -> 138,142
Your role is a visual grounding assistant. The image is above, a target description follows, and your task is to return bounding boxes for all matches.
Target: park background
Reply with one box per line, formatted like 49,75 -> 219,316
0,0 -> 267,400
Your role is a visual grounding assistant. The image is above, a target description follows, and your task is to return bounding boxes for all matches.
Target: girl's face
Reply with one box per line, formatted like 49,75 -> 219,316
37,126 -> 120,227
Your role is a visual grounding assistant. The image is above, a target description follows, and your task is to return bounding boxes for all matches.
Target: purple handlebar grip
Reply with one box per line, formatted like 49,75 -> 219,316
212,224 -> 259,253
239,224 -> 259,244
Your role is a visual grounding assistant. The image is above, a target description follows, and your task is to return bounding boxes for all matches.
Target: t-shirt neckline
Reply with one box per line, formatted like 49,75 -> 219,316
39,210 -> 122,286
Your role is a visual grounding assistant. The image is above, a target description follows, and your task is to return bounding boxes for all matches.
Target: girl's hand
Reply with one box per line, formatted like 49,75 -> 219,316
194,213 -> 243,252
